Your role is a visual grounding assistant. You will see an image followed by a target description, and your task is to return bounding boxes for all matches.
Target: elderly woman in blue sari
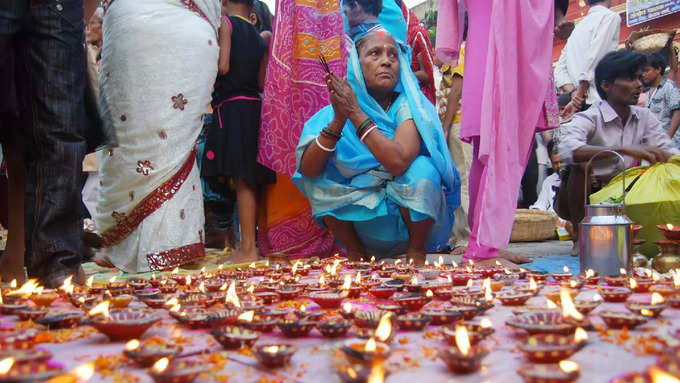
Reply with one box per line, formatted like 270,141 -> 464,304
293,26 -> 460,265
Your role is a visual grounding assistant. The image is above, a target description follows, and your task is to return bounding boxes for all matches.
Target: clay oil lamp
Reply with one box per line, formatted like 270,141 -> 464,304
340,274 -> 363,299
527,272 -> 548,284
258,308 -> 290,321
658,223 -> 680,241
421,308 -> 462,325
276,286 -> 301,301
353,310 -> 389,330
341,337 -> 390,366
294,305 -> 323,322
608,371 -> 650,383
149,357 -> 208,383
308,290 -> 347,309
123,339 -> 182,367
518,334 -> 581,363
396,313 -> 431,331
238,311 -> 277,333
340,302 -> 356,320
178,292 -> 215,308
447,304 -> 482,320
368,286 -> 397,300
449,273 -> 481,286
134,288 -> 161,300
392,292 -> 432,311
598,286 -> 633,303
451,295 -> 494,313
210,326 -> 259,350
578,269 -> 600,285
512,299 -> 561,315
434,287 -> 454,300
317,319 -> 352,338
625,292 -> 668,318
628,277 -> 652,293
560,279 -> 585,290
110,294 -> 134,309
338,363 -> 386,383
0,348 -> 52,368
497,291 -> 533,306
28,288 -> 59,309
87,302 -> 161,341
544,288 -> 578,305
254,344 -> 297,368
599,311 -> 648,329
0,330 -> 38,351
126,278 -> 149,292
668,294 -> 680,309
517,360 -> 581,383
0,358 -> 63,382
277,319 -> 316,338
551,266 -> 573,283
158,280 -> 180,294
35,312 -> 82,330
15,308 -> 49,321
438,325 -> 489,374
605,269 -> 630,287
573,295 -> 603,315
376,303 -> 408,316
0,290 -> 27,315
649,283 -> 679,298
84,276 -> 106,295
106,276 -> 130,295
506,311 -> 577,335
253,291 -> 279,305
493,268 -> 520,286
441,318 -> 494,346
515,277 -> 542,297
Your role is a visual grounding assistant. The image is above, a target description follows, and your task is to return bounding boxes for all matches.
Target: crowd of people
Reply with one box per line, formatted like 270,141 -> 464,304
0,0 -> 678,287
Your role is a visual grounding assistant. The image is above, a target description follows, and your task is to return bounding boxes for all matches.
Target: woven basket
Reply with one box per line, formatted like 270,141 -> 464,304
626,29 -> 676,54
510,209 -> 558,242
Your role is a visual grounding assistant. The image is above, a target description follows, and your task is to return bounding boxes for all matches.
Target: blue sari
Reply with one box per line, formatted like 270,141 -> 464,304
291,26 -> 460,256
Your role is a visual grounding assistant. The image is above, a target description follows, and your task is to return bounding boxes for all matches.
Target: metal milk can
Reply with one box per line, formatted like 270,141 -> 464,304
579,150 -> 632,276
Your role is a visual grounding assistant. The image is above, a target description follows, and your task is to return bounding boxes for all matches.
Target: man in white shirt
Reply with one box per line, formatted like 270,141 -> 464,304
555,0 -> 620,114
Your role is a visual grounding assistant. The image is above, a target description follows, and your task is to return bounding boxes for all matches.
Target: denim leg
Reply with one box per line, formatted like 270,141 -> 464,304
20,0 -> 87,279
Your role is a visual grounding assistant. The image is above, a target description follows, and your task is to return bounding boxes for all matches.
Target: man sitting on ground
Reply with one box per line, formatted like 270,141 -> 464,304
556,50 -> 679,255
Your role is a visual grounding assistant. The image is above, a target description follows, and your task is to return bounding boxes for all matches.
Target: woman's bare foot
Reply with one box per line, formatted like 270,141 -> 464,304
475,257 -> 519,269
92,253 -> 115,269
451,246 -> 467,256
225,247 -> 260,265
499,249 -> 532,264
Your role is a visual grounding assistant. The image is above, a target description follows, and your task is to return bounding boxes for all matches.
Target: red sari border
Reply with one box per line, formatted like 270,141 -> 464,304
146,242 -> 205,271
100,147 -> 198,247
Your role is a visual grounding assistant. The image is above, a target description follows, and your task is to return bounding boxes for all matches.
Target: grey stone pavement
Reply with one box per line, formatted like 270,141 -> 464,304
408,240 -> 575,264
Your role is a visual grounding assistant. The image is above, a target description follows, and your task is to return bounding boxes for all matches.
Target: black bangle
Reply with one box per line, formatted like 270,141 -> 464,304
321,127 -> 341,140
356,118 -> 372,137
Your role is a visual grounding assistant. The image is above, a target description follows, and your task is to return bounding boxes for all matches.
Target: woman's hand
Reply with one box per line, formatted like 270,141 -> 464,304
326,73 -> 360,123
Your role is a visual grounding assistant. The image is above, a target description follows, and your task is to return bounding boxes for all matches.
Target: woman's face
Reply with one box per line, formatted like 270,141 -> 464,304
358,32 -> 400,95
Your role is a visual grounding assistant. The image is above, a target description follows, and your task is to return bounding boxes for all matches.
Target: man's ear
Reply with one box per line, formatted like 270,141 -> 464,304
250,12 -> 258,25
600,80 -> 612,96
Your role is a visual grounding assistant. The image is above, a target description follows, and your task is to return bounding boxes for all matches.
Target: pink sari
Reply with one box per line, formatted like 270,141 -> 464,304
437,0 -> 558,260
256,0 -> 347,258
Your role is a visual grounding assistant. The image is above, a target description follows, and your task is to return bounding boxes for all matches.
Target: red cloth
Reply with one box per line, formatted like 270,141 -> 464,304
401,3 -> 436,104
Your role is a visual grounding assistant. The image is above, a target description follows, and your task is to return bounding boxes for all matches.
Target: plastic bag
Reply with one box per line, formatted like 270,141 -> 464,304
590,155 -> 680,257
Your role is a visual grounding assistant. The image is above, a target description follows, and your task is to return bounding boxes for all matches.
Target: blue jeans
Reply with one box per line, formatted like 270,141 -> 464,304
0,0 -> 87,280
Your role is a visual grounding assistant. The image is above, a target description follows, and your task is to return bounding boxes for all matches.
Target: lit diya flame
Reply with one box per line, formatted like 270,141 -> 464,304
10,279 -> 17,289
364,338 -> 377,352
410,276 -> 418,286
246,285 -> 255,294
569,280 -> 578,289
291,261 -> 300,274
225,281 -> 241,308
0,291 -> 3,305
295,276 -> 301,283
673,270 -> 680,289
249,262 -> 256,269
495,260 -> 502,267
592,294 -> 603,302
238,310 -> 255,322
184,275 -> 191,287
504,268 -> 511,275
319,274 -> 326,288
563,266 -> 570,273
0,357 -> 14,374
169,304 -> 181,313
367,363 -> 385,383
629,278 -> 638,290
331,259 -> 340,276
620,268 -> 627,276
439,256 -> 444,267
218,264 -> 224,271
59,275 -> 74,295
653,272 -> 661,283
559,360 -> 580,374
219,282 -> 228,291
468,259 -> 474,267
8,278 -> 40,298
641,309 -> 655,317
300,305 -> 307,312
152,357 -> 169,374
86,276 -> 94,288
446,274 -> 453,284
165,297 -> 179,307
560,287 -> 583,321
409,259 -> 414,265
151,272 -> 157,280
200,266 -> 206,274
172,267 -> 179,274
529,277 -> 538,292
126,339 -> 140,351
355,272 -> 361,284
465,279 -> 473,289
265,260 -> 270,268
650,366 -> 680,383
465,266 -> 473,274
585,269 -> 595,278
109,276 -> 117,284
343,302 -> 353,313
574,327 -> 588,343
72,362 -> 95,382
644,269 -> 653,278
424,260 -> 429,266
342,275 -> 352,290
426,289 -> 434,298
652,292 -> 665,305
484,282 -> 493,301
452,261 -> 458,268
88,300 -> 110,319
480,318 -> 493,328
263,345 -> 280,355
198,282 -> 206,293
455,325 -> 471,356
395,259 -> 402,265
375,312 -> 393,342
668,223 -> 675,231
